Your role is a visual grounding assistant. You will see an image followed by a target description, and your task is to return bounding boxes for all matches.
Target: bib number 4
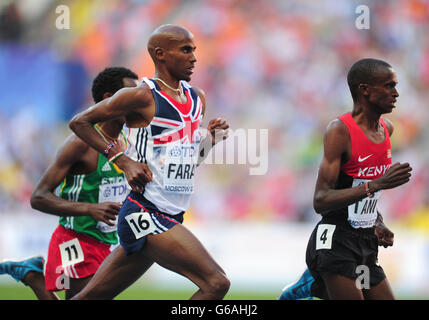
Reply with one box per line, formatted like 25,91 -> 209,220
316,224 -> 336,250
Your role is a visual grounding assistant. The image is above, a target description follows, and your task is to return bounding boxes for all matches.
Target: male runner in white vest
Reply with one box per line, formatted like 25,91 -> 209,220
69,24 -> 231,300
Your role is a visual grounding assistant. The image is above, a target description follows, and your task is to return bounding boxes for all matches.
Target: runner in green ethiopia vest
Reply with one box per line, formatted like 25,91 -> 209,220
0,67 -> 140,300
58,133 -> 129,245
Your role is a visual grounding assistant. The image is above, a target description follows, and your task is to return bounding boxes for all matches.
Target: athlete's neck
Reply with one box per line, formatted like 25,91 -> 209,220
153,73 -> 183,96
352,103 -> 382,131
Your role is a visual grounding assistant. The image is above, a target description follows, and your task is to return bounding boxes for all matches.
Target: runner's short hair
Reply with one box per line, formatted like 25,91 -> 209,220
347,58 -> 392,101
92,67 -> 138,103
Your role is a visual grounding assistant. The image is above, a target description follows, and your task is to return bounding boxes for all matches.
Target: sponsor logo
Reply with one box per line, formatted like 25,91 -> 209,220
169,146 -> 182,157
101,161 -> 112,172
358,154 -> 373,162
102,185 -> 128,198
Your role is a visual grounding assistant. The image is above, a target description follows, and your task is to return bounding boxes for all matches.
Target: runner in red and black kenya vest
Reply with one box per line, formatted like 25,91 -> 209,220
323,112 -> 392,229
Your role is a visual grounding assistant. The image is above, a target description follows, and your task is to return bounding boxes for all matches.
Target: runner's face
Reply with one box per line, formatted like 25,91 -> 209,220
166,35 -> 197,82
367,68 -> 399,113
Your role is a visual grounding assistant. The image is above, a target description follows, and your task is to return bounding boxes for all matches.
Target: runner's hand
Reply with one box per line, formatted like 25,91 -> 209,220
374,222 -> 394,248
371,162 -> 412,191
114,155 -> 153,192
87,202 -> 122,226
208,118 -> 230,144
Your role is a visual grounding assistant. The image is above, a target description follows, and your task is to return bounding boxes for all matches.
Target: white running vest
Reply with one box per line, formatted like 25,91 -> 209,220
125,77 -> 203,215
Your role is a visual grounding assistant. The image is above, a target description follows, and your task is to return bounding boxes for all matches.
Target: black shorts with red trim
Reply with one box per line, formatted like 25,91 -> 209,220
117,191 -> 184,255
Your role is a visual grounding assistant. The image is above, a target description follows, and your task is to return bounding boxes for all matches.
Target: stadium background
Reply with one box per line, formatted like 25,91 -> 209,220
0,0 -> 428,299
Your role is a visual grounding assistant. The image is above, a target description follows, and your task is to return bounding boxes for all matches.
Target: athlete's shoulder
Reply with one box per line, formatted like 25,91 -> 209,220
60,134 -> 92,156
130,81 -> 154,103
180,81 -> 205,99
322,117 -> 350,155
325,117 -> 349,136
191,86 -> 206,99
186,84 -> 206,114
110,79 -> 153,108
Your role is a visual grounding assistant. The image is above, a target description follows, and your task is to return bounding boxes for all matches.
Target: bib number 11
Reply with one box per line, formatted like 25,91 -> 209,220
59,238 -> 84,267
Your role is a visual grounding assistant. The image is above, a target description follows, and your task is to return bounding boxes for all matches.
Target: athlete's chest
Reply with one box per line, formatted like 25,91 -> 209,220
342,134 -> 392,180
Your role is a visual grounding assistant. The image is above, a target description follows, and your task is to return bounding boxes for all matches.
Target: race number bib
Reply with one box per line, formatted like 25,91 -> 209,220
348,179 -> 381,228
316,224 -> 336,250
163,144 -> 197,194
125,211 -> 156,240
96,220 -> 117,233
97,180 -> 129,233
59,238 -> 84,267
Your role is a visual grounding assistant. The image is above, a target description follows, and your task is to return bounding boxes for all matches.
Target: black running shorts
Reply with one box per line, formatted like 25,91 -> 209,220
306,218 -> 386,289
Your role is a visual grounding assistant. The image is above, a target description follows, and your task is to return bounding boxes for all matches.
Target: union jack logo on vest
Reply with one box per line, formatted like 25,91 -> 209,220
152,115 -> 201,145
131,77 -> 204,167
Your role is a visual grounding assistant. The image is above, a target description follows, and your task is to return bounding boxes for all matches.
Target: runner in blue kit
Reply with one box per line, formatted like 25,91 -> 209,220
69,24 -> 230,300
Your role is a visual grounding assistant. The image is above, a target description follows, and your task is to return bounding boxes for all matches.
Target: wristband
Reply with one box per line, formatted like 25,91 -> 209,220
364,181 -> 375,198
108,151 -> 124,164
103,143 -> 115,158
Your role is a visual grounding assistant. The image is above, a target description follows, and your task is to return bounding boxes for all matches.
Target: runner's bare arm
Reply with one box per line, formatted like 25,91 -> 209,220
30,136 -> 121,225
69,86 -> 152,158
314,120 -> 372,214
69,86 -> 153,191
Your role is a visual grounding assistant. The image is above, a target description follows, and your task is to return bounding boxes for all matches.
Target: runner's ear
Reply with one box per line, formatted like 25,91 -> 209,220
154,47 -> 166,63
103,92 -> 113,100
358,83 -> 369,97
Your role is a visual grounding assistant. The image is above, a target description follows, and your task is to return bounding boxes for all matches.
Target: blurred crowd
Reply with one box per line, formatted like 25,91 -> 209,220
0,0 -> 428,229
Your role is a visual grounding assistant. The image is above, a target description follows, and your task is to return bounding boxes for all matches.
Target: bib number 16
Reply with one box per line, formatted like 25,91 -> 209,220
125,211 -> 156,239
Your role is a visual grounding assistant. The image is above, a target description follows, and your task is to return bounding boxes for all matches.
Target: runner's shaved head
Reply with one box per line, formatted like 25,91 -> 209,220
147,24 -> 194,62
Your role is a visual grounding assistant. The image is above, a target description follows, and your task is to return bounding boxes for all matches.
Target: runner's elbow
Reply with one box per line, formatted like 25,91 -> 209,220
69,116 -> 79,132
30,189 -> 47,211
30,191 -> 42,210
313,194 -> 326,214
69,115 -> 87,134
313,205 -> 323,214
